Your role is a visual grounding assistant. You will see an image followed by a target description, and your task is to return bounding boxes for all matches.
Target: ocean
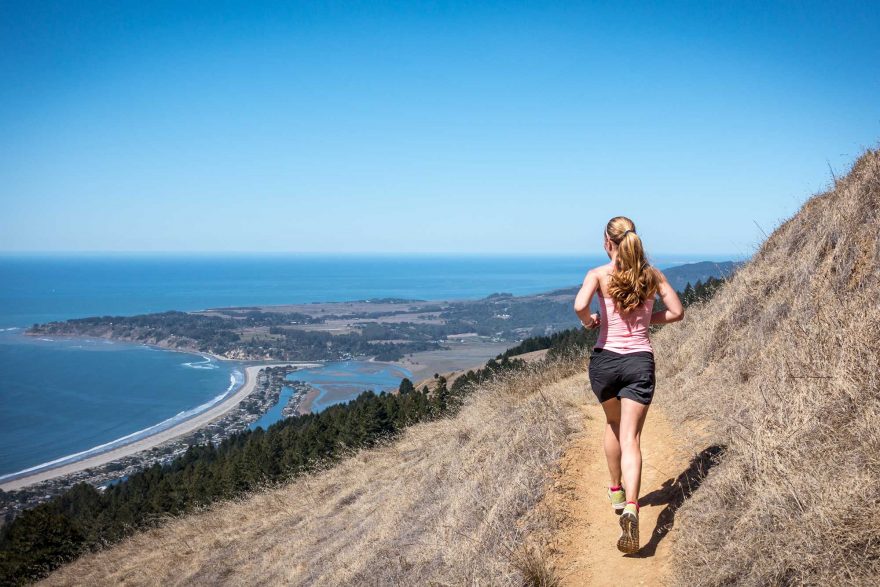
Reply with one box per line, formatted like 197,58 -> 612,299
0,253 -> 720,479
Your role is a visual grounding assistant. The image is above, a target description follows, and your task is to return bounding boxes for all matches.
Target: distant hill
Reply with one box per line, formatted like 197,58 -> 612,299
545,259 -> 743,297
660,260 -> 743,292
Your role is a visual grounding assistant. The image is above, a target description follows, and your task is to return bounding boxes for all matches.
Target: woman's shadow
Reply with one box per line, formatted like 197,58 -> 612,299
627,444 -> 725,558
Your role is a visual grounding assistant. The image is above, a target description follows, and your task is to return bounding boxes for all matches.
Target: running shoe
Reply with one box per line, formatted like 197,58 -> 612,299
617,502 -> 640,554
607,486 -> 626,513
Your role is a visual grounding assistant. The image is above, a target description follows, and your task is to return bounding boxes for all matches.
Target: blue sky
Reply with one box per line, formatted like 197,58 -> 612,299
1,1 -> 878,256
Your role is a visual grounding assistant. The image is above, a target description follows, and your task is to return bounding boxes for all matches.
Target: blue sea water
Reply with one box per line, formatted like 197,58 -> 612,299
0,253 -> 724,480
0,334 -> 243,480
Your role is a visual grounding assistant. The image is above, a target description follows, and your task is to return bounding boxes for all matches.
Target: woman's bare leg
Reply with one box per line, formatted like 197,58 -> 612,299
619,398 -> 650,502
600,398 -> 622,487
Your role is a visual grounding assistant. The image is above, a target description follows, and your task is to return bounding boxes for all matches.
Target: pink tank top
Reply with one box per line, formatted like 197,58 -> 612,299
595,291 -> 654,354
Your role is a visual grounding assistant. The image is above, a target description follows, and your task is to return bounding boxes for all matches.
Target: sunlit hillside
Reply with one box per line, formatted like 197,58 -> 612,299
653,147 -> 880,585
36,147 -> 880,586
39,356 -> 587,586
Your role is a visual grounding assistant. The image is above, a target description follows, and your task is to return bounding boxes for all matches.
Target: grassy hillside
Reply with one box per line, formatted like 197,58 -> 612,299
653,147 -> 880,585
26,148 -> 880,585
38,354 -> 587,585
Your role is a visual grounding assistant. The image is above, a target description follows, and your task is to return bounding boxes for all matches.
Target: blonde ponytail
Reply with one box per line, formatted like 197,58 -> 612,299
605,216 -> 659,313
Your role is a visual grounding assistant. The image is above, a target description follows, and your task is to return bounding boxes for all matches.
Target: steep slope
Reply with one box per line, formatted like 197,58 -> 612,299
653,148 -> 880,585
39,357 -> 586,586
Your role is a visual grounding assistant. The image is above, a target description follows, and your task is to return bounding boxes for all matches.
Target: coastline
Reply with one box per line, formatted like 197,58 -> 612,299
0,362 -> 320,492
1,331 -> 513,493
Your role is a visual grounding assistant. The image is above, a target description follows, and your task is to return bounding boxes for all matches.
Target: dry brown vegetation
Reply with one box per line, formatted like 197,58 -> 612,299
653,147 -> 880,585
40,353 -> 589,586
39,148 -> 880,586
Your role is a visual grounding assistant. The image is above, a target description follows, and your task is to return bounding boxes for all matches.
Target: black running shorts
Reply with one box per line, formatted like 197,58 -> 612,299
588,347 -> 656,405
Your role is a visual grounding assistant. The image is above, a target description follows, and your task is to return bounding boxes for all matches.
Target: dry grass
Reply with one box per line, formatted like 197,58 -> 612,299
38,149 -> 880,586
40,353 -> 590,586
653,147 -> 880,586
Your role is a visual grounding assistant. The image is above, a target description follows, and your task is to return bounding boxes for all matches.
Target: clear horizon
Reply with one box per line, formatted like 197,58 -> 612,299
0,250 -> 746,260
2,2 -> 878,257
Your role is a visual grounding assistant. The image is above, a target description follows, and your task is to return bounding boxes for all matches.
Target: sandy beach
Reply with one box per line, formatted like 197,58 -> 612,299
0,362 -> 321,492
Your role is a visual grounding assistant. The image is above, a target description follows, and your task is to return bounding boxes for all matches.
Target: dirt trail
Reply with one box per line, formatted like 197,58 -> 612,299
550,373 -> 692,586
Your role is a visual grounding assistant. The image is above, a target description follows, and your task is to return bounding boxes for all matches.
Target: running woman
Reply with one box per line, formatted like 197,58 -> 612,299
573,216 -> 684,554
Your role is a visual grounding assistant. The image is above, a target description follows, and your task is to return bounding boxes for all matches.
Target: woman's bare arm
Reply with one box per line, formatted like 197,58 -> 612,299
650,268 -> 685,324
574,269 -> 601,328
